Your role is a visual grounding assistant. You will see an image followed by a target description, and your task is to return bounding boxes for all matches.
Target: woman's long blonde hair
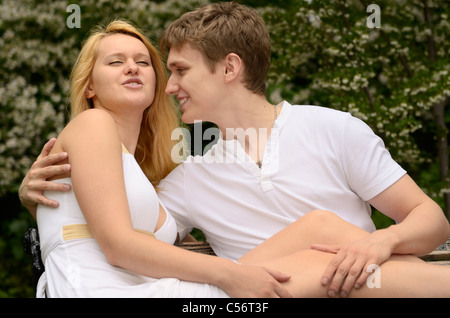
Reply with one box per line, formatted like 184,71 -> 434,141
69,20 -> 180,186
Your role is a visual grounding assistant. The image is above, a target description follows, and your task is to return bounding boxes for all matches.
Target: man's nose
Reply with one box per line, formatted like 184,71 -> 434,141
165,75 -> 179,95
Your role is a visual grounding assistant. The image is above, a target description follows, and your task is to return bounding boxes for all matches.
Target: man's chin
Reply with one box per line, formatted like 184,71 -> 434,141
181,113 -> 199,124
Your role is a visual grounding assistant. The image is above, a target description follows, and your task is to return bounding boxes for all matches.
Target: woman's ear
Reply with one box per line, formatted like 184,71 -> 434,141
223,53 -> 242,83
85,82 -> 95,99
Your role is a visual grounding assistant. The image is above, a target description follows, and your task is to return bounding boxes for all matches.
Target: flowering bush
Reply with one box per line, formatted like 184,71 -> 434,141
262,0 -> 449,216
0,0 -> 210,197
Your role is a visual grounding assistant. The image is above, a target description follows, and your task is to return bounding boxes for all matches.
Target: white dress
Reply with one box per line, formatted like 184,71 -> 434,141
36,150 -> 228,298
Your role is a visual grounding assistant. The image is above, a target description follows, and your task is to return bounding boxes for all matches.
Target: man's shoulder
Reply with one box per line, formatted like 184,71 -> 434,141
286,104 -> 351,131
290,104 -> 349,118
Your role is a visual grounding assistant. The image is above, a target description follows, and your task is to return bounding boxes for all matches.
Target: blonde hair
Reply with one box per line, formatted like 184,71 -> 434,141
69,19 -> 180,186
160,2 -> 271,95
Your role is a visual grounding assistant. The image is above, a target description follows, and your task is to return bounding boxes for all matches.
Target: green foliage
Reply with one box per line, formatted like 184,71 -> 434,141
261,0 -> 449,208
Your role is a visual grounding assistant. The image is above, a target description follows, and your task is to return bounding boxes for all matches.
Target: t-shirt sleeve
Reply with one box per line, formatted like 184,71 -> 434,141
340,114 -> 406,201
157,164 -> 193,240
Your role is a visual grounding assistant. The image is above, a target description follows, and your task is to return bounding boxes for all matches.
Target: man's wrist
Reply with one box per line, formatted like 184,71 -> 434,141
373,227 -> 401,254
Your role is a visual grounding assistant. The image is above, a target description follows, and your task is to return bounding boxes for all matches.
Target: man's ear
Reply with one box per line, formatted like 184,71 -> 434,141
223,53 -> 242,83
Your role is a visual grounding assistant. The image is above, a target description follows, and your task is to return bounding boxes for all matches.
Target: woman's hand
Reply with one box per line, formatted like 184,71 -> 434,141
18,138 -> 71,217
220,262 -> 292,298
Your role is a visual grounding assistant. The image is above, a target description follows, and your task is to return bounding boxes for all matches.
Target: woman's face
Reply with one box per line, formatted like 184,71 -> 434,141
86,33 -> 156,115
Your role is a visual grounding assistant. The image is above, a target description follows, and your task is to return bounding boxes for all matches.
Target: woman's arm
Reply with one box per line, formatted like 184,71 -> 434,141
62,109 -> 291,298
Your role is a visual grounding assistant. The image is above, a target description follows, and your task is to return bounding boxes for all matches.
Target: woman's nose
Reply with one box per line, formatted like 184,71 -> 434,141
125,60 -> 139,75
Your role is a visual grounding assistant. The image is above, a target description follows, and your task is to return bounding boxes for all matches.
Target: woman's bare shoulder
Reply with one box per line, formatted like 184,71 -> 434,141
69,108 -> 116,128
54,109 -> 119,153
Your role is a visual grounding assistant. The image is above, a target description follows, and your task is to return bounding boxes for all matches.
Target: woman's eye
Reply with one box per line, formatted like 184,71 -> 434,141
137,61 -> 150,66
109,61 -> 122,65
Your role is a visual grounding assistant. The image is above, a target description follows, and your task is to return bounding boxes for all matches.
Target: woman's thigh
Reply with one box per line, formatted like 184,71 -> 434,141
239,210 -> 369,263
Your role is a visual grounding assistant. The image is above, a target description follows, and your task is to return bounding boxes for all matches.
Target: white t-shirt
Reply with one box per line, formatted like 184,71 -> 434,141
158,102 -> 406,261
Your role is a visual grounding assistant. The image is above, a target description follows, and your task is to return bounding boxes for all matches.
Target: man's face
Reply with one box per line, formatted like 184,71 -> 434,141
165,42 -> 226,124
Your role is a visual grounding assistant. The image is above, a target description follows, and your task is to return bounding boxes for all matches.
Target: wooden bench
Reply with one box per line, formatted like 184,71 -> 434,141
418,237 -> 450,266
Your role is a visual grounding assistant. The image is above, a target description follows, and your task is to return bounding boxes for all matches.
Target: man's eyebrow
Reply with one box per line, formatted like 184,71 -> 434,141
167,60 -> 184,69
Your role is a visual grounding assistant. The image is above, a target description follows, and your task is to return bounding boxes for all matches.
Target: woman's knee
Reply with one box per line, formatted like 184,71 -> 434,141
301,209 -> 340,226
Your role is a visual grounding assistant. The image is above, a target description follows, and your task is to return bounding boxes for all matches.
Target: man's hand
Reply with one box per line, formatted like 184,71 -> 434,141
18,138 -> 71,217
311,229 -> 396,297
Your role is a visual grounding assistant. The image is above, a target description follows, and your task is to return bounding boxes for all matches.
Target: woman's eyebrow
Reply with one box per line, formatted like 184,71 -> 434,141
104,52 -> 150,60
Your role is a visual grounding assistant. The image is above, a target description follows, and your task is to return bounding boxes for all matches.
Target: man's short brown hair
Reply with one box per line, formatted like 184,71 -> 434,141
160,2 -> 271,95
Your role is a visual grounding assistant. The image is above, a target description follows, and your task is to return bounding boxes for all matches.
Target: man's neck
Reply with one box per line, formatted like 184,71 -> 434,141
217,94 -> 282,163
218,95 -> 276,136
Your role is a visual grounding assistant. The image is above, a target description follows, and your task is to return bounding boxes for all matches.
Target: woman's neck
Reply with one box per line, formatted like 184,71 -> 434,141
94,105 -> 143,155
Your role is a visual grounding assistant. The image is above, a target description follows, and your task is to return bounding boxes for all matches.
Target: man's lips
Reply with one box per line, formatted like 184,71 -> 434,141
178,97 -> 189,106
178,97 -> 189,112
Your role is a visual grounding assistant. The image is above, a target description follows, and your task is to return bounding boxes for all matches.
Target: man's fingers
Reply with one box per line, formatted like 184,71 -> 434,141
320,252 -> 344,286
33,152 -> 69,169
327,259 -> 355,297
339,258 -> 366,297
30,164 -> 71,180
38,138 -> 57,159
28,179 -> 71,193
28,192 -> 60,208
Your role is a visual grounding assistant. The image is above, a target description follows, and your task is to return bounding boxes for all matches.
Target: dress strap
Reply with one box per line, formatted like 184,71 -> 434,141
121,143 -> 130,154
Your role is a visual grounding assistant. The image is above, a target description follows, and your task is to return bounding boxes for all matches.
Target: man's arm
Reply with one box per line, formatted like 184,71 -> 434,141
315,174 -> 449,297
368,174 -> 450,254
18,138 -> 72,219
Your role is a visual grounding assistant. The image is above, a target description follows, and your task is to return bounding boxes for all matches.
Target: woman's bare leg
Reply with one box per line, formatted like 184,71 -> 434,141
243,249 -> 450,297
238,210 -> 449,297
240,210 -> 420,264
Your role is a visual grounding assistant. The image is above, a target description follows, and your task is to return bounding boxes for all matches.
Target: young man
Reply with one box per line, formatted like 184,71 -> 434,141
19,2 -> 449,297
